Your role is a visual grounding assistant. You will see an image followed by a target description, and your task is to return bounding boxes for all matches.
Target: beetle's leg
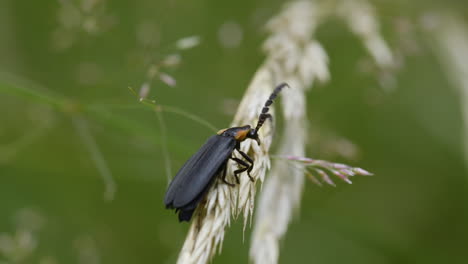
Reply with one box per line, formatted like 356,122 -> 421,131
231,157 -> 251,183
235,149 -> 255,181
220,161 -> 235,187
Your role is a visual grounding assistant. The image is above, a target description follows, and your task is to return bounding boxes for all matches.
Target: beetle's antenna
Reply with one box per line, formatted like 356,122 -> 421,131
253,82 -> 289,134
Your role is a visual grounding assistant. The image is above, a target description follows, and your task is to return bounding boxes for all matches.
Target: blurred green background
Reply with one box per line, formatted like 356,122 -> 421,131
1,0 -> 468,263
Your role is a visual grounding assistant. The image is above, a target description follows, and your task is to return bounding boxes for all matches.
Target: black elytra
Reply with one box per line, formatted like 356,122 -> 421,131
164,83 -> 288,222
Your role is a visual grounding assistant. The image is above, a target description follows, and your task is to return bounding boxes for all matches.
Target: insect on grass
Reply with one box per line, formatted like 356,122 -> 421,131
164,83 -> 288,221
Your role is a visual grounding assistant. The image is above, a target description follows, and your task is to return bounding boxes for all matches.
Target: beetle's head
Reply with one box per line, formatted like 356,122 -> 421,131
217,125 -> 261,145
247,127 -> 261,146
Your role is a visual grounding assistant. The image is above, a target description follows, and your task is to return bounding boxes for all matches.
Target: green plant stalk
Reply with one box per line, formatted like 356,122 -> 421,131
0,74 -> 173,149
0,75 -> 65,111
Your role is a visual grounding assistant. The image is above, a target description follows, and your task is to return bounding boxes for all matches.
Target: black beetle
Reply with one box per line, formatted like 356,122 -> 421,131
164,83 -> 288,221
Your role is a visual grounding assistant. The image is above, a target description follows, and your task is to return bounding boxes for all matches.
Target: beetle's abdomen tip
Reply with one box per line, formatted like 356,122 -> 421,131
178,209 -> 195,222
164,201 -> 173,209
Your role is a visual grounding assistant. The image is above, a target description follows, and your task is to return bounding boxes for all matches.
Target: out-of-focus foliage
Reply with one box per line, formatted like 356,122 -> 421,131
0,0 -> 467,263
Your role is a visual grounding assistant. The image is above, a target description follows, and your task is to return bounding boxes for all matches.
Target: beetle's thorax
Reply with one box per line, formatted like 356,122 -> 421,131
217,125 -> 252,142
